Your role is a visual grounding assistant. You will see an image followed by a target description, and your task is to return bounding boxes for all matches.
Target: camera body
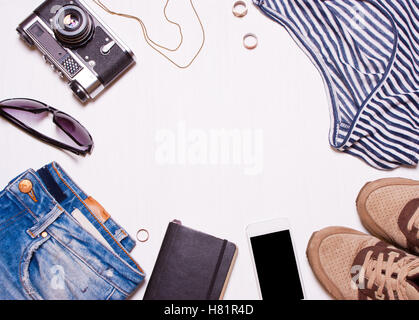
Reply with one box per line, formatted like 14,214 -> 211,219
17,0 -> 136,103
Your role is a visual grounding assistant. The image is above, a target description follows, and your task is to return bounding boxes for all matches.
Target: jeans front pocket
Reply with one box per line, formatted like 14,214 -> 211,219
20,230 -> 118,300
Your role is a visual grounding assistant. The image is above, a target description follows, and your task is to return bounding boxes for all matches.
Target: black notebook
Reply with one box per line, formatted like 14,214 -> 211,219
143,221 -> 238,300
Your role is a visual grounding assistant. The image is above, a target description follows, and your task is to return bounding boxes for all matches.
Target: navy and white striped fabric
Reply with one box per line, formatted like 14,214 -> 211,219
254,0 -> 419,169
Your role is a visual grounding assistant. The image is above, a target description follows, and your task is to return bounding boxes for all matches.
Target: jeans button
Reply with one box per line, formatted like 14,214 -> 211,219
19,180 -> 33,194
41,232 -> 48,238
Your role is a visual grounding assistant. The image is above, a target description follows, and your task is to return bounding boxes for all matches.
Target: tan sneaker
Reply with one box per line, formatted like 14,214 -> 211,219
307,227 -> 419,300
356,178 -> 419,254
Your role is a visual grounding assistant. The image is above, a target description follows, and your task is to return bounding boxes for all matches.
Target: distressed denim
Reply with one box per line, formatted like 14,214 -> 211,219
0,162 -> 145,300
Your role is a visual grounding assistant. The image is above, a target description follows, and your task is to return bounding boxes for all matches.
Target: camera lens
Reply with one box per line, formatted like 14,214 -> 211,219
52,5 -> 94,48
63,13 -> 81,30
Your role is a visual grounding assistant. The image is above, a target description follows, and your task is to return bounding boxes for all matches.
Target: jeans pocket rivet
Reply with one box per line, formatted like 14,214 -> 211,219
41,231 -> 48,238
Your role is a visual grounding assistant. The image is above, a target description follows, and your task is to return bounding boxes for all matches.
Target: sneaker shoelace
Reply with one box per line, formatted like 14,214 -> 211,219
407,209 -> 419,238
360,251 -> 418,300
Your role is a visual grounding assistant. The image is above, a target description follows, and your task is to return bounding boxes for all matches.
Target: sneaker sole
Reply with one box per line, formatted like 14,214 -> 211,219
356,177 -> 419,246
306,226 -> 366,300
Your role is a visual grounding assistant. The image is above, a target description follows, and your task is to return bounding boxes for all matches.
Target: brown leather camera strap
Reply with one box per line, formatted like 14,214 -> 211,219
93,0 -> 205,69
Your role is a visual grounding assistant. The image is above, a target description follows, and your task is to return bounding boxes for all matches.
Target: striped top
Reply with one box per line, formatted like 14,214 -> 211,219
254,0 -> 419,170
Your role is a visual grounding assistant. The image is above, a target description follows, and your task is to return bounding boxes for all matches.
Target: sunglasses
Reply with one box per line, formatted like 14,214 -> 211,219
0,98 -> 93,155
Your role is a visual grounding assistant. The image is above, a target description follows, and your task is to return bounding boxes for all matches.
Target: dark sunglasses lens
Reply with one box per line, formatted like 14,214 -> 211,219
54,112 -> 92,146
0,99 -> 46,111
1,100 -> 48,127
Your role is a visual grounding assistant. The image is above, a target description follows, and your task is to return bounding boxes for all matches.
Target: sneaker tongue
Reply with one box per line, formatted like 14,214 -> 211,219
405,282 -> 419,299
408,266 -> 419,277
406,267 -> 419,299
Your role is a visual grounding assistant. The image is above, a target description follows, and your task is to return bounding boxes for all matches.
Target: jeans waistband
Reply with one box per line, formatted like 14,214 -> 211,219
5,168 -> 59,225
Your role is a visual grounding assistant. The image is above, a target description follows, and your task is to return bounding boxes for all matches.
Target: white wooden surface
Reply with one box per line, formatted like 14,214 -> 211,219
1,0 -> 417,300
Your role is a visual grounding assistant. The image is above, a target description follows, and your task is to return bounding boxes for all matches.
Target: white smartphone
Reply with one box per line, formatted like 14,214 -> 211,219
246,218 -> 305,300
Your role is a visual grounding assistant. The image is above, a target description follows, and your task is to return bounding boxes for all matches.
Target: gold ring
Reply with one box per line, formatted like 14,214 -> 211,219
233,1 -> 248,18
243,33 -> 258,50
136,229 -> 150,243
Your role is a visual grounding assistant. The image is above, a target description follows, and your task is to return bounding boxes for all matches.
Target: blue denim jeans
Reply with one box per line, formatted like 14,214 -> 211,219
0,162 -> 145,300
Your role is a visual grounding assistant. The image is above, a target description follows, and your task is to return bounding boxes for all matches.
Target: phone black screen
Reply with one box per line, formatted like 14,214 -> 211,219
250,230 -> 304,300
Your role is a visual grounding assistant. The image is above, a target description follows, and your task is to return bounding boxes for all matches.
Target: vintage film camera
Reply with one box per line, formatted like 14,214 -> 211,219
17,0 -> 136,102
